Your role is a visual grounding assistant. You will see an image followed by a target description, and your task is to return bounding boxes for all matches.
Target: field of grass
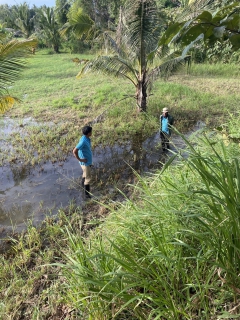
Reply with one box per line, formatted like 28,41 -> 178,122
1,50 -> 240,319
1,49 -> 239,167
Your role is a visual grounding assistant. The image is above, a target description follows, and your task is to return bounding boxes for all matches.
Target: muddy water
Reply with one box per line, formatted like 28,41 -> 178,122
0,118 -> 205,237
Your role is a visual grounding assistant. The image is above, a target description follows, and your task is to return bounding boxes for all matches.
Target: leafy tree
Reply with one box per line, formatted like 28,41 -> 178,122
77,0 -> 190,112
38,7 -> 61,53
0,34 -> 37,113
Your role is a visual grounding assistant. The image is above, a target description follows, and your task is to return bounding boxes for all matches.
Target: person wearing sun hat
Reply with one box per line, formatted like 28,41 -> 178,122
159,107 -> 174,151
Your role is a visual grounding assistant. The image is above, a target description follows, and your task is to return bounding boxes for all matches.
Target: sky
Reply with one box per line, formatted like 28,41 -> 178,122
0,0 -> 55,7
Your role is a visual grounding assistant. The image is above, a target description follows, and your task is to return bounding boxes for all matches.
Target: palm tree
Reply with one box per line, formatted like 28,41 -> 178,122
13,3 -> 36,38
0,34 -> 37,113
61,7 -> 95,40
76,0 -> 190,112
38,7 -> 61,53
61,7 -> 114,53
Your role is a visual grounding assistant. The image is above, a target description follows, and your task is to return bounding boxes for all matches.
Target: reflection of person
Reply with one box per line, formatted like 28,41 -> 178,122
73,126 -> 93,199
159,107 -> 174,151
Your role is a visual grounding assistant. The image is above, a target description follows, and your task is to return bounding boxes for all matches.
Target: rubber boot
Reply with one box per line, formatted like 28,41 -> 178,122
84,184 -> 91,199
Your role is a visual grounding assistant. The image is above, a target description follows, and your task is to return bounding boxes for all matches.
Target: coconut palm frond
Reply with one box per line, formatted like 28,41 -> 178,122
99,31 -> 123,56
77,56 -> 138,85
123,0 -> 162,56
147,44 -> 171,64
61,8 -> 94,39
148,55 -> 190,82
0,38 -> 37,87
0,36 -> 36,114
0,95 -> 19,114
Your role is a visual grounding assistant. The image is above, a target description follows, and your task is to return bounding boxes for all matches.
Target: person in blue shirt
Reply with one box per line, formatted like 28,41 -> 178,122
159,107 -> 174,151
73,126 -> 93,199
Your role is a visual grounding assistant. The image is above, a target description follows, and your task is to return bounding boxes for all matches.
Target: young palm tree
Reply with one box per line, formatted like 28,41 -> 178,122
77,0 -> 190,112
0,34 -> 37,113
38,7 -> 61,53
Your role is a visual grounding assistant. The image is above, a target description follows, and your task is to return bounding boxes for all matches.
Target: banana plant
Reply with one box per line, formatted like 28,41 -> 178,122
0,34 -> 37,114
76,0 -> 191,112
161,1 -> 240,50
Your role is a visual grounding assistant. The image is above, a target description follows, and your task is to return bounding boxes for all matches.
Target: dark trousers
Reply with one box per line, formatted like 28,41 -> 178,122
160,131 -> 170,150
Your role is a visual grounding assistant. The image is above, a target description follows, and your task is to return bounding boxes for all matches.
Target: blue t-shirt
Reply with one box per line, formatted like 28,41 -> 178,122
76,135 -> 92,166
161,117 -> 169,134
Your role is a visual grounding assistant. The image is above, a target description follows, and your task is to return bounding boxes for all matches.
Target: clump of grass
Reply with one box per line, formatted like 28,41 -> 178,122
59,127 -> 240,319
0,205 -> 83,319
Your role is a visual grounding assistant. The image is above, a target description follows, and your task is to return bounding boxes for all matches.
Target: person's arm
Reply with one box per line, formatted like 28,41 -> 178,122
159,115 -> 162,133
73,147 -> 87,162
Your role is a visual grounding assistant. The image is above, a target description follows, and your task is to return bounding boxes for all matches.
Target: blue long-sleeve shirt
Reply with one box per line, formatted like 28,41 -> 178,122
76,135 -> 92,166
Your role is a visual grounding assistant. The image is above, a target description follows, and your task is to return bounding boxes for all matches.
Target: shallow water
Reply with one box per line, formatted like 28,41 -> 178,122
0,117 -> 205,237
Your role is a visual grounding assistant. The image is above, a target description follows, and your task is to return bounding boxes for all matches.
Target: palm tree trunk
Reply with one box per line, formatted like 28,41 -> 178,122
136,76 -> 147,112
53,44 -> 59,53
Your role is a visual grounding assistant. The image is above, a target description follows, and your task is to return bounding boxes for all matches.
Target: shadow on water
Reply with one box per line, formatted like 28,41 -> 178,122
0,118 -> 205,237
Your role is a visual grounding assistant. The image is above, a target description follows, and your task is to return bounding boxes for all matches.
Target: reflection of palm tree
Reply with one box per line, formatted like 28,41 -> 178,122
10,165 -> 28,186
0,35 -> 37,113
131,131 -> 145,172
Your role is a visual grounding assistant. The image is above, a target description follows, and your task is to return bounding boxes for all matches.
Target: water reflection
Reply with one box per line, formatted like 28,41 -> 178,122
0,120 -> 205,236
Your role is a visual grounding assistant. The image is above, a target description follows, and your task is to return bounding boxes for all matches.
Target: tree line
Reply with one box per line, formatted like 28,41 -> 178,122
0,0 -> 182,53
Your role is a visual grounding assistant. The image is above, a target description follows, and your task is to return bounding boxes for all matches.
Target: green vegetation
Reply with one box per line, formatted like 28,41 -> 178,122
1,1 -> 240,317
1,114 -> 240,318
61,130 -> 240,319
1,50 -> 239,168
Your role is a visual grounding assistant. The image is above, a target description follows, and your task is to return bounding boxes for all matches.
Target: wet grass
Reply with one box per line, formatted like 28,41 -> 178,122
1,50 -> 239,167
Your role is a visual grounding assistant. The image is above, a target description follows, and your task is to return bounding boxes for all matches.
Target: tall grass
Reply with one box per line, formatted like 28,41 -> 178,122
60,127 -> 240,319
190,62 -> 240,77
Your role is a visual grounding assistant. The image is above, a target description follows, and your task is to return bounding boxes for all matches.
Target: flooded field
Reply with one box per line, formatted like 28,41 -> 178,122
0,117 -> 204,236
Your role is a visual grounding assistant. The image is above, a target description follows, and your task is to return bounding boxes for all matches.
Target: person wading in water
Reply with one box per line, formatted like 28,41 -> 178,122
159,107 -> 174,151
73,126 -> 93,199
